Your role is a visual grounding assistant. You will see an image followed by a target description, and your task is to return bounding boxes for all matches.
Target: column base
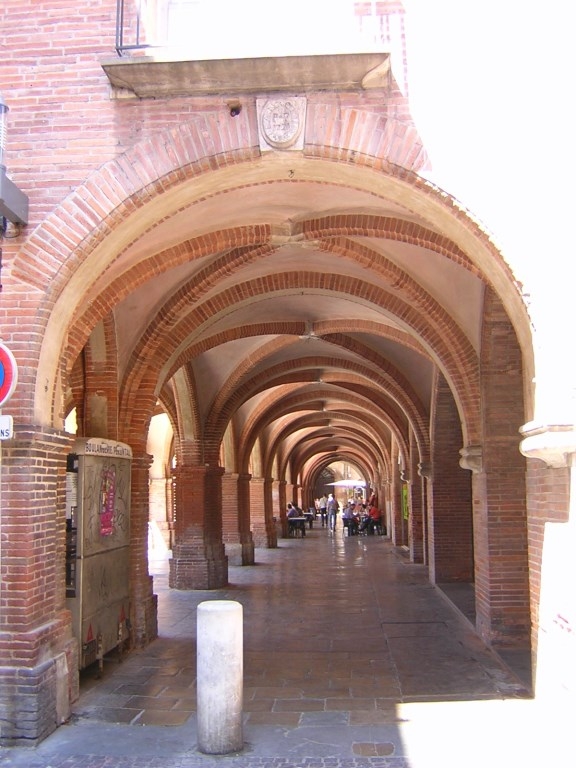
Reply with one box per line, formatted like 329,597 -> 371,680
169,543 -> 228,589
132,590 -> 159,648
0,634 -> 78,746
225,540 -> 255,566
252,522 -> 278,548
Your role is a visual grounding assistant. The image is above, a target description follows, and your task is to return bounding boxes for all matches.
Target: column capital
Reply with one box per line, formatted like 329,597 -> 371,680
130,450 -> 153,471
417,461 -> 433,480
459,444 -> 483,474
223,471 -> 251,482
520,421 -> 576,468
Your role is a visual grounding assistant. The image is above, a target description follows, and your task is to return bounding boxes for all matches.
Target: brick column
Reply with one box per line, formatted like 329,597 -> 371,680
389,441 -> 403,545
461,443 -> 530,648
222,472 -> 254,566
379,480 -> 392,535
415,462 -> 431,565
409,473 -> 426,563
0,427 -> 78,745
272,480 -> 288,538
271,478 -> 281,515
286,483 -> 298,507
250,477 -> 277,548
169,464 -> 228,589
130,452 -> 158,646
148,475 -> 174,550
250,477 -> 267,547
470,291 -> 530,648
429,373 -> 474,583
263,476 -> 278,548
272,479 -> 285,538
407,434 -> 424,561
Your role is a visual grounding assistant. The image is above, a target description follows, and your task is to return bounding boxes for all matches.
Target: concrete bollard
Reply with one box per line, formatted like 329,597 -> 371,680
196,600 -> 243,754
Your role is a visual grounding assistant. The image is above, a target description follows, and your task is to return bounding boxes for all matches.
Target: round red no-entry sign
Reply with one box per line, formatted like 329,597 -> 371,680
0,342 -> 18,407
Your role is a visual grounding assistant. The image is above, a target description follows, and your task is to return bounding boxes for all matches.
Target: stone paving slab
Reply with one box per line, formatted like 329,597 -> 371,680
0,534 -> 541,768
0,756 -> 412,768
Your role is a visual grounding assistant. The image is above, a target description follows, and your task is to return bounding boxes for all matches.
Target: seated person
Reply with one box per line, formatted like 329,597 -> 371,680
358,505 -> 371,534
342,501 -> 359,535
367,504 -> 382,534
287,503 -> 305,536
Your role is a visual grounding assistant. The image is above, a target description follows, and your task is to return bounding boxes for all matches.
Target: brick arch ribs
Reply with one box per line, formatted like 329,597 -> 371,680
136,269 -> 475,448
6,123 -> 532,430
236,385 -> 410,480
264,391 -> 407,481
204,347 -> 428,464
268,416 -> 387,488
264,411 -> 389,477
112,243 -> 479,445
293,441 -> 379,490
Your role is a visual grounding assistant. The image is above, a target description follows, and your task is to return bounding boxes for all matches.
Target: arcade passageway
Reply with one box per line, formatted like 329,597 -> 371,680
4,3 -> 570,745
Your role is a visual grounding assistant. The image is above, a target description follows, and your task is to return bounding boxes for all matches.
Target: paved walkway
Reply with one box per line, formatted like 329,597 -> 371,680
0,526 -> 567,767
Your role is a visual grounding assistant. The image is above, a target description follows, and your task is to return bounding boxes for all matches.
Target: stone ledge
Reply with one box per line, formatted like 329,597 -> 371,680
101,52 -> 391,99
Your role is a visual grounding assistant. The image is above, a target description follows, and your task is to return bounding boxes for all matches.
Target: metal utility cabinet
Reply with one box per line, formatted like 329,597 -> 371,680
65,438 -> 132,669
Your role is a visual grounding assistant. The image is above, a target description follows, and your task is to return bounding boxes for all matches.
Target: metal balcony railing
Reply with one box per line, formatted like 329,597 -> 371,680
115,0 -> 151,56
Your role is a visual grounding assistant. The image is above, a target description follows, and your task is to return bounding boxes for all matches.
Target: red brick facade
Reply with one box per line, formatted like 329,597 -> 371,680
0,0 -> 573,746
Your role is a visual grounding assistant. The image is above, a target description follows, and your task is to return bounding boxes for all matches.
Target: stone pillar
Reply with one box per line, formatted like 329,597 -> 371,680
222,472 -> 254,566
197,600 -> 243,754
130,452 -> 158,646
169,464 -> 228,589
0,427 -> 78,745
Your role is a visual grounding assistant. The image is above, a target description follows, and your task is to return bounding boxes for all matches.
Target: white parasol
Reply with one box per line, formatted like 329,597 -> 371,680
326,479 -> 367,487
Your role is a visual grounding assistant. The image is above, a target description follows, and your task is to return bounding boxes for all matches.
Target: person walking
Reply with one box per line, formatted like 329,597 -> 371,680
319,495 -> 328,527
327,493 -> 339,532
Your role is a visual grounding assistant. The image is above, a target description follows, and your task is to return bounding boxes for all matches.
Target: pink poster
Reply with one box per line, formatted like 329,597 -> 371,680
99,466 -> 116,536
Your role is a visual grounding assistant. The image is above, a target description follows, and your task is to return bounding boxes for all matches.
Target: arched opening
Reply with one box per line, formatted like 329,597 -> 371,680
17,140 -> 531,655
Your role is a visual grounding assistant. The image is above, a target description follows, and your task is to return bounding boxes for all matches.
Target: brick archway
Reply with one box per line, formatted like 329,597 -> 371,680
10,133 -> 532,432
